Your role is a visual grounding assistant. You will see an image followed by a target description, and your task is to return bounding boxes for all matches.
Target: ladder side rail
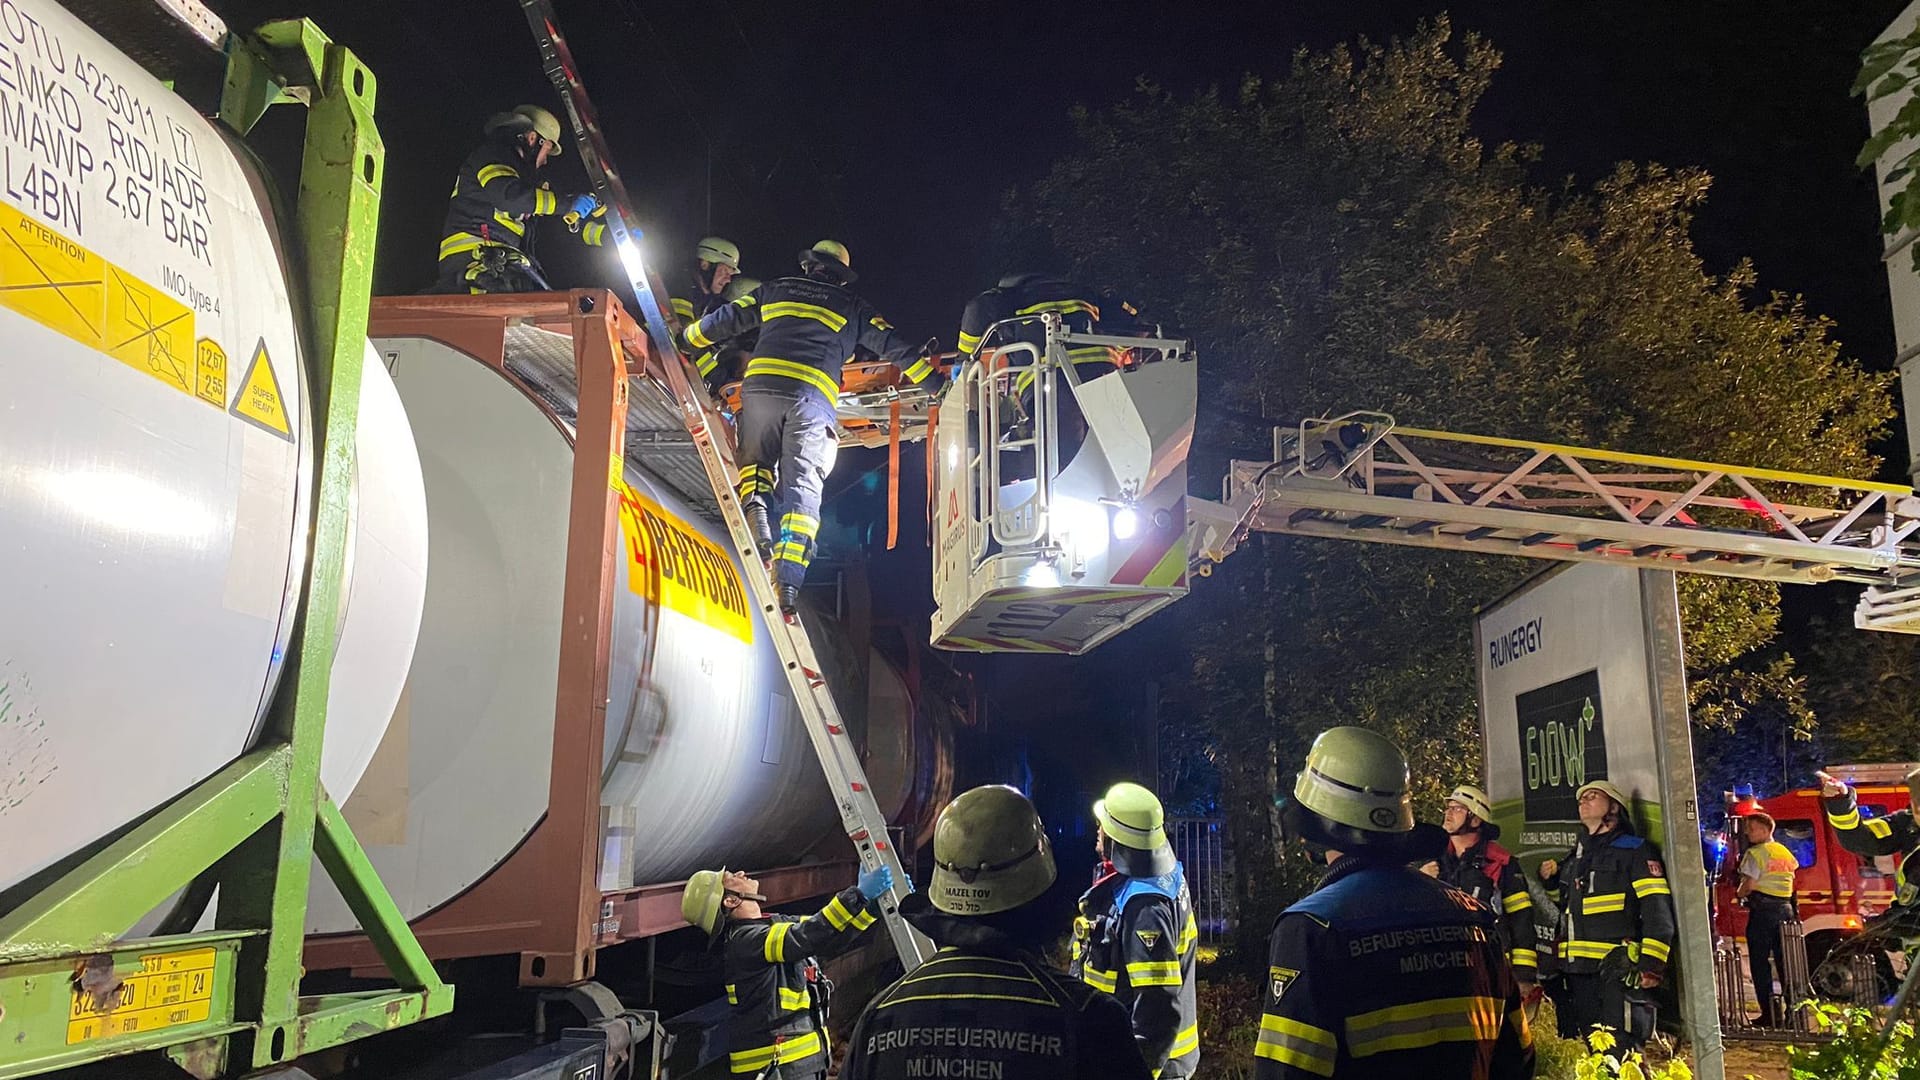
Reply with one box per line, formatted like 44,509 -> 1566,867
516,0 -> 928,968
985,342 -> 1048,548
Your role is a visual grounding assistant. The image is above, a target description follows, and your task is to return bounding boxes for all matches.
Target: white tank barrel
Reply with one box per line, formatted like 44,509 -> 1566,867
0,0 -> 423,895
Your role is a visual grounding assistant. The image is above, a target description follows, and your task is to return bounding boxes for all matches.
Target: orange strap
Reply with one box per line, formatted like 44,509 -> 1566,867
925,402 -> 939,536
887,398 -> 902,550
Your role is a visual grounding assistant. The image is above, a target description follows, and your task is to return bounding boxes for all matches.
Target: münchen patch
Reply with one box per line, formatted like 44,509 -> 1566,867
1136,930 -> 1163,950
1269,965 -> 1300,1002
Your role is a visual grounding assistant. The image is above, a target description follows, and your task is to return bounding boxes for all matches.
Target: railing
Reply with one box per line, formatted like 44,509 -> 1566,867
1168,816 -> 1231,943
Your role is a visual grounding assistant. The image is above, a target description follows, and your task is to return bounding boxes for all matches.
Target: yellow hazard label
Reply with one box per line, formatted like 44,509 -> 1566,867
194,337 -> 227,408
0,198 -> 104,346
230,337 -> 293,441
616,479 -> 753,643
66,947 -> 218,1044
104,264 -> 194,396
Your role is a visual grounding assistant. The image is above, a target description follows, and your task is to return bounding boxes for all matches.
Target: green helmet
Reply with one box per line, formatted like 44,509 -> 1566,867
696,236 -> 741,270
486,104 -> 564,153
1446,784 -> 1495,824
722,276 -> 762,303
1293,727 -> 1414,838
681,867 -> 729,938
1094,782 -> 1177,877
930,785 -> 1056,916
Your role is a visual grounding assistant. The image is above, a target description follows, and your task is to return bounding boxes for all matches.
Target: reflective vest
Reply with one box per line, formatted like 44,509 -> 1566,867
719,887 -> 879,1075
1072,866 -> 1201,1078
1254,857 -> 1533,1080
1739,839 -> 1798,899
1825,791 -> 1919,907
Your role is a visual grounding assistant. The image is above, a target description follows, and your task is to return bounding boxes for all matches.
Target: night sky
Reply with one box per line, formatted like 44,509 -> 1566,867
209,0 -> 1917,805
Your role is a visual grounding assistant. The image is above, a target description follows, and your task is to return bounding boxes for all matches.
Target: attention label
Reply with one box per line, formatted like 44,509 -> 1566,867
229,336 -> 291,441
66,947 -> 217,1044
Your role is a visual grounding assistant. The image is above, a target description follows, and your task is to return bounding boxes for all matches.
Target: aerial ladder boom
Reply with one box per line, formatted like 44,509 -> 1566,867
930,320 -> 1920,652
517,0 -> 930,968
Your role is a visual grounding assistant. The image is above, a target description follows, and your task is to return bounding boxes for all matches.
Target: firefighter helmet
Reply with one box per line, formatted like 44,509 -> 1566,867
722,276 -> 762,303
1292,727 -> 1414,837
486,104 -> 564,154
696,236 -> 741,270
681,867 -> 729,938
1907,766 -> 1920,808
1446,784 -> 1495,824
1576,779 -> 1631,812
1094,782 -> 1177,877
930,785 -> 1056,916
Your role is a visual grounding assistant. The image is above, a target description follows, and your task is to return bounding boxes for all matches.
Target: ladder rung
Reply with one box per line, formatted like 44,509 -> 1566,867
1405,520 -> 1440,535
1520,532 -> 1557,546
1685,549 -> 1719,563
1349,515 -> 1391,529
1577,538 -> 1610,552
1464,527 -> 1498,541
1632,545 -> 1668,557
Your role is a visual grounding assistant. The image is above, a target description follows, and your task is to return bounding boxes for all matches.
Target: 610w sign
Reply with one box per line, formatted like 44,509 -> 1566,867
1516,668 -> 1607,824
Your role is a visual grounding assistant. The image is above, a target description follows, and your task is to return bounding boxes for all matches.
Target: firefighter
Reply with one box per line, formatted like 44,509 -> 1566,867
1818,766 -> 1920,910
694,275 -> 761,395
1734,810 -> 1799,1026
681,862 -> 897,1080
1258,727 -> 1533,1079
1418,784 -> 1539,988
681,240 -> 935,614
430,105 -> 605,295
1537,780 -> 1675,1050
840,785 -> 1154,1080
1071,783 -> 1200,1079
672,236 -> 743,326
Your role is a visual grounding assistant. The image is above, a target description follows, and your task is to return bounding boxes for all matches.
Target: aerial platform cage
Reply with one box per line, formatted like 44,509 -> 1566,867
930,318 -> 1197,654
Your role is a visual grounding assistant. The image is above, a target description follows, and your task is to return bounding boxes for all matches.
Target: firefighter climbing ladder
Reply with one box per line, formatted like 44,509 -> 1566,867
517,0 -> 931,969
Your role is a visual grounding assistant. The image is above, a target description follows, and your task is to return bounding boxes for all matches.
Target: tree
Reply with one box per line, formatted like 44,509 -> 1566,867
1008,18 -> 1894,963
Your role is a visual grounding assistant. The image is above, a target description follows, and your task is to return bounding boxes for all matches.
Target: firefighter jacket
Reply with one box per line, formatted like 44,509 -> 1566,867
719,886 -> 879,1076
1255,855 -> 1534,1080
841,896 -> 1155,1080
1070,864 -> 1201,1078
1824,790 -> 1919,907
1436,828 -> 1539,979
684,275 -> 931,401
436,136 -> 605,268
1540,827 -> 1676,977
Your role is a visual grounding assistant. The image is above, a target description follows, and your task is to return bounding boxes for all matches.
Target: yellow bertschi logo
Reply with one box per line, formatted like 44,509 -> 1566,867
616,480 -> 753,643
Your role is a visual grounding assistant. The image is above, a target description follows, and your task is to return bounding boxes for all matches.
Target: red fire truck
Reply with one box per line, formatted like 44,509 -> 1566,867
1708,763 -> 1914,999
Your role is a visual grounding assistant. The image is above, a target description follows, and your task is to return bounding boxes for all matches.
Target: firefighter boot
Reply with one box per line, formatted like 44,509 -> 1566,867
777,583 -> 801,617
745,502 -> 774,563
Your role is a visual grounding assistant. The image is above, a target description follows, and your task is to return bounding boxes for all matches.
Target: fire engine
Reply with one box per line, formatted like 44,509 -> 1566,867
1708,763 -> 1915,999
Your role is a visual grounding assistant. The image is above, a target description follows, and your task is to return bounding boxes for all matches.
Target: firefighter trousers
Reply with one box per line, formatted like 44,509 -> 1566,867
428,247 -> 551,295
1553,970 -> 1656,1050
737,381 -> 837,588
1746,897 -> 1794,1026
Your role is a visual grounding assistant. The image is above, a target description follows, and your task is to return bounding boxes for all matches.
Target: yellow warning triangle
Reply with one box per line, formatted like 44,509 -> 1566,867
230,337 -> 293,442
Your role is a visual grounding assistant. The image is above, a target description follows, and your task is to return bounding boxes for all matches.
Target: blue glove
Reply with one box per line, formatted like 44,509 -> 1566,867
566,192 -> 601,217
898,871 -> 915,894
857,864 -> 894,901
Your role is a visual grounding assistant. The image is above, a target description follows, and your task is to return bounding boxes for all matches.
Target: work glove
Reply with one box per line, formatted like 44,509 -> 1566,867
857,864 -> 895,901
565,192 -> 601,218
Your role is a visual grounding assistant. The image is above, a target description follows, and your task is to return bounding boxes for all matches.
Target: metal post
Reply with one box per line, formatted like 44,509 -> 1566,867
1640,570 -> 1725,1079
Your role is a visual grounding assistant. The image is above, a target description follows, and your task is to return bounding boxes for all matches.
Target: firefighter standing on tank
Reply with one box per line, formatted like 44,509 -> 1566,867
430,105 -> 605,294
1420,784 -> 1540,990
674,236 -> 743,328
1071,782 -> 1201,1079
1256,727 -> 1533,1080
681,240 -> 935,614
681,863 -> 898,1080
1733,809 -> 1800,1026
840,785 -> 1154,1080
1537,780 -> 1676,1050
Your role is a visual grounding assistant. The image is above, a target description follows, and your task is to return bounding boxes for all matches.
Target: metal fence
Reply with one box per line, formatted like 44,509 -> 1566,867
1168,816 -> 1231,942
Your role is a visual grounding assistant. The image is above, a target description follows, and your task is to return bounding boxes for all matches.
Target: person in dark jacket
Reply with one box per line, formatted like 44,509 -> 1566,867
681,863 -> 896,1080
429,105 -> 604,294
694,275 -> 760,395
1537,780 -> 1676,1050
1818,767 -> 1920,912
682,240 -> 933,613
1072,782 -> 1201,1079
841,784 -> 1154,1080
1420,783 -> 1539,988
672,236 -> 743,327
1258,728 -> 1534,1080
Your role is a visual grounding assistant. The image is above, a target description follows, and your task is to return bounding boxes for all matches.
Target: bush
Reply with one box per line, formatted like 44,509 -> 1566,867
1786,1002 -> 1919,1080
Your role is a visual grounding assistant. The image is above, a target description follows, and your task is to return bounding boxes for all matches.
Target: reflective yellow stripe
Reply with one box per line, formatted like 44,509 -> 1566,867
957,330 -> 982,355
1254,1015 -> 1337,1077
1632,878 -> 1672,898
1081,967 -> 1117,993
685,321 -> 715,349
851,909 -> 875,930
491,210 -> 526,237
745,357 -> 840,399
1639,938 -> 1671,963
903,357 -> 934,383
870,315 -> 893,330
779,986 -> 811,1011
1066,345 -> 1113,364
476,163 -> 518,186
671,297 -> 695,320
1510,948 -> 1538,968
1125,960 -> 1182,987
761,301 -> 848,331
1867,817 -> 1895,839
733,294 -> 757,307
764,922 -> 791,963
1829,808 -> 1862,830
534,188 -> 556,216
1179,913 -> 1198,954
1582,893 -> 1627,914
1345,995 -> 1503,1057
1169,1021 -> 1200,1058
1015,298 -> 1099,319
696,350 -> 719,376
781,513 -> 820,539
725,983 -> 737,1004
773,541 -> 809,566
582,221 -> 606,246
822,895 -> 855,931
727,1030 -> 823,1073
1560,940 -> 1620,961
1511,1007 -> 1534,1049
439,233 -> 488,260
1503,891 -> 1532,914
